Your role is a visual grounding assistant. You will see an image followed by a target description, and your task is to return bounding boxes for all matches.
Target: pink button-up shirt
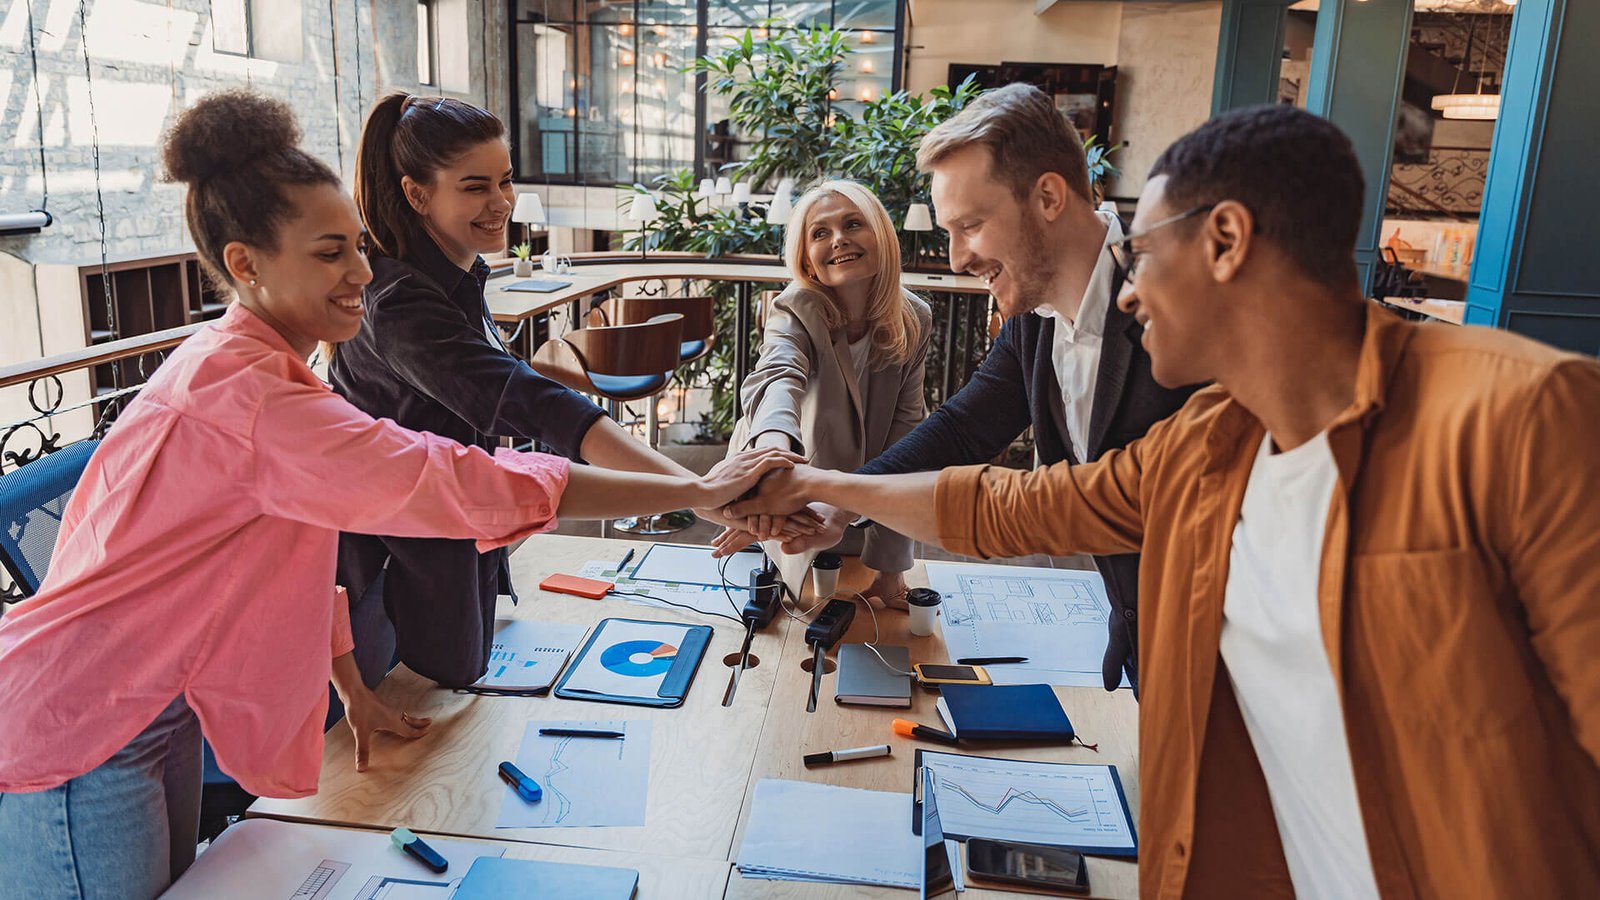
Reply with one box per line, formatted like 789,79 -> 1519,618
0,303 -> 568,798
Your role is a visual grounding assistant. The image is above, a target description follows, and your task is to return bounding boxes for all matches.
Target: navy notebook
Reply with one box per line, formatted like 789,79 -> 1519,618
935,683 -> 1075,743
453,856 -> 639,899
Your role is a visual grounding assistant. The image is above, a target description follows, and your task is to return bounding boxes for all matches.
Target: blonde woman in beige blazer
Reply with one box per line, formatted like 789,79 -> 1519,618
724,181 -> 932,605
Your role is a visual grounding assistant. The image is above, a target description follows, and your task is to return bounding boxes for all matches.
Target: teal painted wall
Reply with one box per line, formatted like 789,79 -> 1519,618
1304,0 -> 1414,294
1212,0 -> 1291,115
1465,0 -> 1600,355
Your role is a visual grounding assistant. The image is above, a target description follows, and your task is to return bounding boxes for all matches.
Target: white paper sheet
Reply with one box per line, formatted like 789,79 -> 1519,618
472,619 -> 589,691
496,720 -> 651,829
926,561 -> 1129,689
577,559 -> 749,619
735,779 -> 921,888
919,751 -> 1137,854
628,542 -> 764,589
164,818 -> 502,899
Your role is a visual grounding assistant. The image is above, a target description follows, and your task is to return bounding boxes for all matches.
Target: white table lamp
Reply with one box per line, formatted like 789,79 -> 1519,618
512,192 -> 546,226
731,182 -> 752,205
714,176 -> 733,195
766,190 -> 793,225
629,192 -> 660,261
698,178 -> 716,198
904,203 -> 934,269
511,193 -> 546,248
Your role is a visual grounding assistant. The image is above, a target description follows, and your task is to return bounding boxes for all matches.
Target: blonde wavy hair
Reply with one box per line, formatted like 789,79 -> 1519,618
783,180 -> 922,367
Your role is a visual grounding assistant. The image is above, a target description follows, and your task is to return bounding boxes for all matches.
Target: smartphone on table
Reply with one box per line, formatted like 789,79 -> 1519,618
965,837 -> 1090,895
911,663 -> 991,687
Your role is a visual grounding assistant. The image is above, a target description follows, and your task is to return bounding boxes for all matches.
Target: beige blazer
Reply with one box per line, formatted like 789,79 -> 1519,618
729,283 -> 932,574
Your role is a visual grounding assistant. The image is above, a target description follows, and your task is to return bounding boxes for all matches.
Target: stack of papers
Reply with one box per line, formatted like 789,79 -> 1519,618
736,779 -> 921,888
577,551 -> 758,620
927,561 -> 1129,689
471,619 -> 589,693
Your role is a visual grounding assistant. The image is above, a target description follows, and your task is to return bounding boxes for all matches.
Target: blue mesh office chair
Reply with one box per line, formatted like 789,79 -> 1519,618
0,439 -> 249,835
0,439 -> 98,602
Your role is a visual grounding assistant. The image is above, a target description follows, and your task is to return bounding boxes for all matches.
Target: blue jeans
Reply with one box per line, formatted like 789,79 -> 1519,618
0,695 -> 202,900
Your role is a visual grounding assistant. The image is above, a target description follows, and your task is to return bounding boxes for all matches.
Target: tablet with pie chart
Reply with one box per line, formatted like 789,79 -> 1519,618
555,618 -> 712,708
600,640 -> 680,677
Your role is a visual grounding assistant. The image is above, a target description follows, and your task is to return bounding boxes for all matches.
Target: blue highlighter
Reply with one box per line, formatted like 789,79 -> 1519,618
498,760 -> 543,803
390,827 -> 448,873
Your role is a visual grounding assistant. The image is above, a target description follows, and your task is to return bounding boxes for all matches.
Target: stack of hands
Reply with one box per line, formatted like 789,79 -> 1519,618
698,456 -> 847,559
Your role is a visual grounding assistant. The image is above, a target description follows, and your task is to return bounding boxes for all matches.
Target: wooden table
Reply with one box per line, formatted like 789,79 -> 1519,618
249,534 -> 1138,898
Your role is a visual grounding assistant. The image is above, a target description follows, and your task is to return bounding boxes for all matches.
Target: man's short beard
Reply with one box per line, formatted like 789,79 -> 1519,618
1008,205 -> 1059,315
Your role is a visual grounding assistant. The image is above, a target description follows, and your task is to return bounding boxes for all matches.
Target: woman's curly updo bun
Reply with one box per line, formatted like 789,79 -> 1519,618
160,89 -> 340,288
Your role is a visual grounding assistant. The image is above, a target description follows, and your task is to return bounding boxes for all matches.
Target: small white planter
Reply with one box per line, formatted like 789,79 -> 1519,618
513,259 -> 535,277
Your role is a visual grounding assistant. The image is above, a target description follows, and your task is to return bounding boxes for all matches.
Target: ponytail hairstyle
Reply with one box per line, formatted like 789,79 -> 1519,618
354,92 -> 507,259
783,180 -> 923,367
160,89 -> 340,291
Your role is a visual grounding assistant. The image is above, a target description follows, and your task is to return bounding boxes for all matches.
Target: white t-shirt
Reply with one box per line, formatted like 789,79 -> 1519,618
1033,210 -> 1122,463
1219,432 -> 1380,900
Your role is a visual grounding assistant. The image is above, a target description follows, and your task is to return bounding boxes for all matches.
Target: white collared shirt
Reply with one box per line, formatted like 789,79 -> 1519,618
1033,210 -> 1123,463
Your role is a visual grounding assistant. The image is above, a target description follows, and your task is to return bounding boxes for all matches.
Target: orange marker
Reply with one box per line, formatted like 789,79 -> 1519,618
892,718 -> 960,745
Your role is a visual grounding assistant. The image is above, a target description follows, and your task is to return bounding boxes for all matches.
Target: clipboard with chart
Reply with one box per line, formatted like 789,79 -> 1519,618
913,749 -> 1138,858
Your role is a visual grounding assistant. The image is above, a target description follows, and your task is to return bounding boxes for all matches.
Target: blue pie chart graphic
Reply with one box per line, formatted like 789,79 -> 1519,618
599,640 -> 678,677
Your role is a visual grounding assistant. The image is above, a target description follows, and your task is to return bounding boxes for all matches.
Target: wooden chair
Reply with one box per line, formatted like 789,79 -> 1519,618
616,295 -> 716,366
530,313 -> 685,406
530,313 -> 693,535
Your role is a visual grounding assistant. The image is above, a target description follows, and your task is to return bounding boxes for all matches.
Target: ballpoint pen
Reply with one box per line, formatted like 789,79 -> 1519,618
956,657 -> 1029,665
616,547 -> 636,575
538,727 -> 625,739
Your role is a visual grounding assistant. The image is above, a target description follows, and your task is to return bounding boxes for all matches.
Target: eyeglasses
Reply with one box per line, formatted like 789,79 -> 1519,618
1109,204 -> 1216,284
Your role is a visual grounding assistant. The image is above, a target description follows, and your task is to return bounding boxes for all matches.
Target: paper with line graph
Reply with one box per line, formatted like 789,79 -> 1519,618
925,561 -> 1128,689
919,751 -> 1137,855
496,720 -> 651,829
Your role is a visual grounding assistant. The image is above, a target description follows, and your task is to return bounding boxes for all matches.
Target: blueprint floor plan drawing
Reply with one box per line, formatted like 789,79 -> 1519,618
925,562 -> 1128,689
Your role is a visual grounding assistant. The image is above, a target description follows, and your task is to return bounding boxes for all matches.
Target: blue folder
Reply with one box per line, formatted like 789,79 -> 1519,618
453,856 -> 638,899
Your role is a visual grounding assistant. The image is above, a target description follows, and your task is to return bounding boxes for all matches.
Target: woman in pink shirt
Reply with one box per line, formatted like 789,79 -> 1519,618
0,90 -> 792,900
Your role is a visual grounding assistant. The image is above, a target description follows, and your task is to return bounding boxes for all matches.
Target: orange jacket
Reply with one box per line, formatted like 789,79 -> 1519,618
936,304 -> 1600,898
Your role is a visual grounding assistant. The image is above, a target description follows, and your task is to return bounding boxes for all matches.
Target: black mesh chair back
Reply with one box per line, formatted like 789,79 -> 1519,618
0,440 -> 99,604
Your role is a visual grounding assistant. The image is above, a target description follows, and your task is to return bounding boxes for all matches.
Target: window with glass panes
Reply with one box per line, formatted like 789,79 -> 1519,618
509,1 -> 902,186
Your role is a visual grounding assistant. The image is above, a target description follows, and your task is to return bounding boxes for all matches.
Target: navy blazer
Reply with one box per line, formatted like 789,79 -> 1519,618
330,235 -> 605,687
859,268 -> 1198,691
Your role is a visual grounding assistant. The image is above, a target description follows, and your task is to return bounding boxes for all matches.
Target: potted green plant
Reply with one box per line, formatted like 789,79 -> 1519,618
511,241 -> 534,277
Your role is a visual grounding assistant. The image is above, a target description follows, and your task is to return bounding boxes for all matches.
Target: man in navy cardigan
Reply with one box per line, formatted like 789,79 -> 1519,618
789,84 -> 1196,692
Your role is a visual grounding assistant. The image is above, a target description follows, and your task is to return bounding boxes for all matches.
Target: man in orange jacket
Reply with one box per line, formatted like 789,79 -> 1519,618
727,105 -> 1600,898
